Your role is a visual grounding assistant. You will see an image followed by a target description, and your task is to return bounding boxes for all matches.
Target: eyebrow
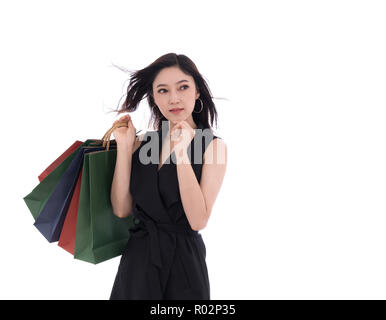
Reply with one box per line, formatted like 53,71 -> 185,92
156,79 -> 189,88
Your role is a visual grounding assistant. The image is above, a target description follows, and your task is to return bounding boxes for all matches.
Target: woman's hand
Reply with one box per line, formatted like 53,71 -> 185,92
170,120 -> 195,160
112,114 -> 137,150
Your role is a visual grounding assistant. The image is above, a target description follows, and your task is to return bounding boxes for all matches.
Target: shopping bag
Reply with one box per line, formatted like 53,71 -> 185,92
74,147 -> 134,264
59,136 -> 121,254
38,141 -> 83,182
33,140 -> 83,248
24,119 -> 138,263
23,141 -> 87,220
33,145 -> 108,242
57,167 -> 83,255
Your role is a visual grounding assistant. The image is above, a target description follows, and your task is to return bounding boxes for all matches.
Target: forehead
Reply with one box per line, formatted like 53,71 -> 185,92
153,67 -> 193,85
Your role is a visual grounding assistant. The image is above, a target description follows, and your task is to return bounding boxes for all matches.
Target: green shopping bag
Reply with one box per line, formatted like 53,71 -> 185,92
23,140 -> 99,220
74,147 -> 134,264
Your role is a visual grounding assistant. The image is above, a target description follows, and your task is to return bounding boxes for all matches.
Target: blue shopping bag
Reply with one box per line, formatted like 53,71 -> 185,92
33,144 -> 109,242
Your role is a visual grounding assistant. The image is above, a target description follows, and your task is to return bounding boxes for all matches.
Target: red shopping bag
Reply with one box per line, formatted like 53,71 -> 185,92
38,141 -> 83,182
57,168 -> 83,255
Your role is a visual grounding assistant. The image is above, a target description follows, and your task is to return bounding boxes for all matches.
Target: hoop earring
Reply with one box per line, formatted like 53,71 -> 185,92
193,98 -> 204,113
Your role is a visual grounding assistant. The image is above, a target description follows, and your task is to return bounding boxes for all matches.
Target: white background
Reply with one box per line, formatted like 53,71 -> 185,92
1,0 -> 386,299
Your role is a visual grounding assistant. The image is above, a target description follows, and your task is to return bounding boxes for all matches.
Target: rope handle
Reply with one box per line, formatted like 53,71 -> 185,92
99,120 -> 142,151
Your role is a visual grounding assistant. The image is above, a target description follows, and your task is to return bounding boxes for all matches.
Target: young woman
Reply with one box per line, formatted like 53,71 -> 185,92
109,53 -> 227,300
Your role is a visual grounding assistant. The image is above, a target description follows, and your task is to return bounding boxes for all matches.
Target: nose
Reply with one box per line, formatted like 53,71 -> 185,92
168,89 -> 180,104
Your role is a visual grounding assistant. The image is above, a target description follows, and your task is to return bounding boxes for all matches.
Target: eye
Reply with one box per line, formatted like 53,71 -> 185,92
158,85 -> 189,94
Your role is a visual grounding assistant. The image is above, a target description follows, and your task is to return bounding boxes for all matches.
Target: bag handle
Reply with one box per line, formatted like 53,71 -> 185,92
101,120 -> 142,151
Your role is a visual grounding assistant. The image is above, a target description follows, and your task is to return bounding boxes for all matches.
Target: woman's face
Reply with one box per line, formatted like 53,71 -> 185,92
152,66 -> 200,127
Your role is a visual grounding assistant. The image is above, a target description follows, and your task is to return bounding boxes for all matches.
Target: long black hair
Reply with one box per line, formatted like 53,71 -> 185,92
110,53 -> 220,131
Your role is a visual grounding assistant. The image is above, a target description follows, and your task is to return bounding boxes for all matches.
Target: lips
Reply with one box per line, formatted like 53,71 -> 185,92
170,108 -> 184,111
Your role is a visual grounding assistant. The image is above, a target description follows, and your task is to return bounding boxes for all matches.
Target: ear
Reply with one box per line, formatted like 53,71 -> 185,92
196,91 -> 200,99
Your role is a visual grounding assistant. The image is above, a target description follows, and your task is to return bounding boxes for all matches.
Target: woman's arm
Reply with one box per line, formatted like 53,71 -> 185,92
176,138 -> 227,231
110,134 -> 144,218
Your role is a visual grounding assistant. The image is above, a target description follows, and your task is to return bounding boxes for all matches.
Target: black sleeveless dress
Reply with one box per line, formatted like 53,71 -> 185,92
109,121 -> 220,300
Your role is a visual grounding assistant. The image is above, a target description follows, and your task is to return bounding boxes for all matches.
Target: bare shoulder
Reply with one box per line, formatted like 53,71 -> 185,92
203,137 -> 227,165
132,132 -> 146,154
